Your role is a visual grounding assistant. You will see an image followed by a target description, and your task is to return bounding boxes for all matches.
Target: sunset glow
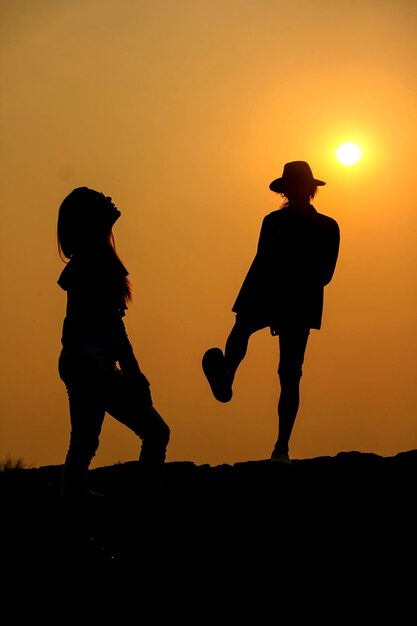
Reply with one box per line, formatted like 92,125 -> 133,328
1,1 -> 416,469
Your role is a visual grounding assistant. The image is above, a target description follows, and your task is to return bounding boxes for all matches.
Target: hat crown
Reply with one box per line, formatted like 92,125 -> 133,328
282,161 -> 315,181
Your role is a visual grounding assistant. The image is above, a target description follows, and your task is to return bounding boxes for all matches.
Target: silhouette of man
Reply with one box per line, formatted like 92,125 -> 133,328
202,161 -> 340,464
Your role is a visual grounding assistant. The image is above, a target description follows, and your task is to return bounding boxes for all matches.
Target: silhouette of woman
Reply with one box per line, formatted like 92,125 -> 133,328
203,161 -> 340,464
57,187 -> 170,502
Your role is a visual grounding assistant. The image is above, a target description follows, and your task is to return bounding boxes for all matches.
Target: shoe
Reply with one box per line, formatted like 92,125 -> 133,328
202,347 -> 233,403
270,451 -> 292,465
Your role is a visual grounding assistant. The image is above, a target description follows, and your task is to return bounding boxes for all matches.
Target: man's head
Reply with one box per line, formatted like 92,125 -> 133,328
269,161 -> 326,201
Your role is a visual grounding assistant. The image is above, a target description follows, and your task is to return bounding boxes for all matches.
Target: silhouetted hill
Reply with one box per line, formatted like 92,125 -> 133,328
1,450 -> 415,617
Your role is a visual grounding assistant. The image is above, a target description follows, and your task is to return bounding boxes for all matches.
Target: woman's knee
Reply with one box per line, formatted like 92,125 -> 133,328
66,433 -> 100,467
134,406 -> 170,444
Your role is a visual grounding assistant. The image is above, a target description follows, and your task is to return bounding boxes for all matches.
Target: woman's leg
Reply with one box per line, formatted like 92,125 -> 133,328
104,369 -> 170,469
61,380 -> 106,502
103,372 -> 170,492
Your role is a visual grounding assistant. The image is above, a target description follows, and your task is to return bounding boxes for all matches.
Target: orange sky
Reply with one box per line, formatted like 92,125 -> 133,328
1,0 -> 416,469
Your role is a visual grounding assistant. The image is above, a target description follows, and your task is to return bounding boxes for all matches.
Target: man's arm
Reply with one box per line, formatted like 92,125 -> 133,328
321,218 -> 340,286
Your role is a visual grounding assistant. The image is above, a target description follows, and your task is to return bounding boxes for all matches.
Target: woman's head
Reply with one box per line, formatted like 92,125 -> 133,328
57,187 -> 121,260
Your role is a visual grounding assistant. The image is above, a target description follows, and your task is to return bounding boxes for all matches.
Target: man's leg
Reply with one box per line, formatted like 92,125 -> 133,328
203,316 -> 266,402
225,315 -> 269,380
272,328 -> 310,460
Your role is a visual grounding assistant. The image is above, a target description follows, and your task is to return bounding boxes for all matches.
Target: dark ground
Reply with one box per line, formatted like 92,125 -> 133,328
1,450 -> 416,618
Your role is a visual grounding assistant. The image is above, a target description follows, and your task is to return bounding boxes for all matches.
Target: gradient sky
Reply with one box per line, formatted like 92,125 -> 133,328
1,0 -> 416,469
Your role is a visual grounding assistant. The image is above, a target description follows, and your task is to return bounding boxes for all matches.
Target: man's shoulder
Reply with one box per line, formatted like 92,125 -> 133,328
315,211 -> 340,231
262,206 -> 339,230
262,208 -> 288,222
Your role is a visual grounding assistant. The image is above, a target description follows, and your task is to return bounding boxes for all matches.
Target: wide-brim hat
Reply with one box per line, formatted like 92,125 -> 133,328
269,161 -> 326,193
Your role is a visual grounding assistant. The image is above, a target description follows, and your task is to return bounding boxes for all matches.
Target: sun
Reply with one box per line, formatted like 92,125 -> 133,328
336,142 -> 363,166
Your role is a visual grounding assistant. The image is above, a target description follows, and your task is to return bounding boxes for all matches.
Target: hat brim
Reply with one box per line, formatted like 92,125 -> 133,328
269,177 -> 326,193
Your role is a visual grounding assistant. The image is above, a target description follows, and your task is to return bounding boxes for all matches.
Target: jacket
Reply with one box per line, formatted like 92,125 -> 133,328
232,203 -> 340,331
57,251 -> 147,380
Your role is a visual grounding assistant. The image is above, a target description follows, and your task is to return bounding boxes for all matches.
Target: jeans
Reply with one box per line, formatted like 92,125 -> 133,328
59,343 -> 170,500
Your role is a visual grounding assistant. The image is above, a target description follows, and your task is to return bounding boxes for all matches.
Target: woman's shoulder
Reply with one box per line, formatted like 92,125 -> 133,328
57,255 -> 97,291
57,258 -> 78,291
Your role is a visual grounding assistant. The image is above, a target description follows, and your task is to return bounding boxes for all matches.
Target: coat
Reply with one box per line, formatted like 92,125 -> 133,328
232,203 -> 340,331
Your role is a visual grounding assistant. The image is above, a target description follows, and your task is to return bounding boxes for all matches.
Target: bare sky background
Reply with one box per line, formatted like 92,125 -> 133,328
1,0 -> 416,469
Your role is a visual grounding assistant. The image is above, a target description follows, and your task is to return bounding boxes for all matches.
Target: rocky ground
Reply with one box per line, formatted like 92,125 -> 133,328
1,450 -> 416,618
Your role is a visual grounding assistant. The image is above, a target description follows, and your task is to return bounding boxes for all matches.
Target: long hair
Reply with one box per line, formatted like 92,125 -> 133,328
57,187 -> 132,305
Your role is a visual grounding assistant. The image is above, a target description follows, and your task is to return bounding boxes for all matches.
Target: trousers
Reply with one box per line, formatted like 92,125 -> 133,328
58,342 -> 170,499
